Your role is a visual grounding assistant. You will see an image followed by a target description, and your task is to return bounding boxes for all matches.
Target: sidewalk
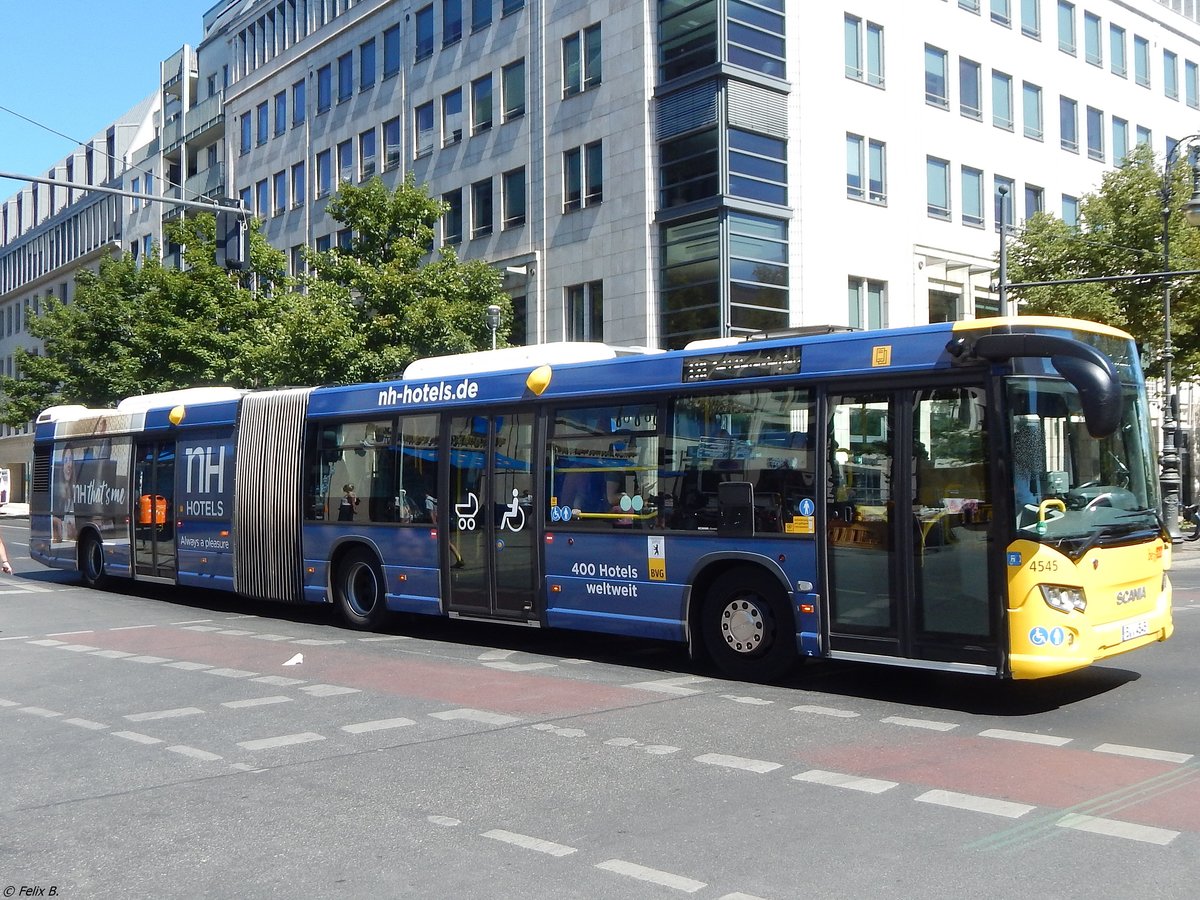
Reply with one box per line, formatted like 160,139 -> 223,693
0,502 -> 29,518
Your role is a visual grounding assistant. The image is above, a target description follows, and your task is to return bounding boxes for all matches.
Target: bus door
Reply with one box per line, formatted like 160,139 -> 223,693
444,411 -> 538,619
133,440 -> 177,580
825,384 -> 998,671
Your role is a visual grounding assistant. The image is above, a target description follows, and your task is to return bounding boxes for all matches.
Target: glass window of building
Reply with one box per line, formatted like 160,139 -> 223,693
503,167 -> 526,228
991,0 -> 1010,26
415,102 -> 434,157
292,79 -> 305,125
1022,82 -> 1042,140
443,88 -> 463,144
658,0 -> 717,82
471,178 -> 493,237
661,215 -> 719,348
291,161 -> 305,207
384,117 -> 401,169
564,282 -> 603,342
960,58 -> 982,120
256,179 -> 269,217
564,147 -> 582,210
317,149 -> 332,197
1113,116 -> 1129,162
503,59 -> 526,120
360,128 -> 376,178
563,31 -> 583,95
1084,11 -> 1101,65
585,140 -> 604,205
444,0 -> 463,46
848,277 -> 886,329
274,91 -> 286,135
338,52 -> 353,102
1057,1 -> 1075,54
239,112 -> 251,154
443,189 -> 463,244
729,129 -> 786,206
384,25 -> 400,77
360,38 -> 376,89
844,15 -> 884,86
992,70 -> 1013,130
728,212 -> 788,336
416,5 -> 434,60
257,101 -> 269,144
727,0 -> 785,78
472,74 -> 493,132
317,64 -> 331,111
1136,125 -> 1152,147
962,166 -> 984,227
1086,107 -> 1104,160
1134,35 -> 1150,87
1020,0 -> 1040,37
1024,184 -> 1043,220
337,140 -> 353,184
1110,24 -> 1126,77
273,170 -> 287,214
473,0 -> 492,32
1060,96 -> 1078,151
1165,50 -> 1179,100
1062,194 -> 1079,227
926,157 -> 951,219
1187,60 -> 1199,108
661,128 -> 718,208
925,45 -> 949,107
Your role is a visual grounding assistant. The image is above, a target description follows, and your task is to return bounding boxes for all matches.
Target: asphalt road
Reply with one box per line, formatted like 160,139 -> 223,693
1,519 -> 1198,899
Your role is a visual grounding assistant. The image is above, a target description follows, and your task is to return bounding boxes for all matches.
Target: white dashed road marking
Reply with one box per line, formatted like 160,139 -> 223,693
205,668 -> 259,678
1093,743 -> 1193,764
625,676 -> 709,695
62,718 -> 108,730
124,707 -> 204,722
19,707 -> 62,718
167,745 -> 223,762
237,732 -> 326,751
91,650 -> 136,659
916,789 -> 1035,819
299,684 -> 361,697
694,753 -> 782,774
222,696 -> 293,709
793,769 -> 899,794
482,829 -> 577,857
882,716 -> 958,731
791,704 -> 859,718
340,717 -> 415,734
112,731 -> 163,745
595,859 -> 706,894
430,708 -> 521,726
980,728 -> 1071,747
1056,813 -> 1179,845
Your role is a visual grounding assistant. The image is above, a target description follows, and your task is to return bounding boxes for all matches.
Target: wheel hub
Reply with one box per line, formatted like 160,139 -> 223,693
721,599 -> 766,654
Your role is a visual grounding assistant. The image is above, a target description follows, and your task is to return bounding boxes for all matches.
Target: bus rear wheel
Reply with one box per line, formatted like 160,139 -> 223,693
334,548 -> 390,630
79,534 -> 108,589
701,568 -> 797,683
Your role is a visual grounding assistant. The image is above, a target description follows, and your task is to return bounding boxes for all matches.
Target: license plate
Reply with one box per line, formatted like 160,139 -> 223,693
1121,618 -> 1150,642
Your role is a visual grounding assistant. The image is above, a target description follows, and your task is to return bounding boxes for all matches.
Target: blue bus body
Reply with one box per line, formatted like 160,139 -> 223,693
30,318 -> 1172,680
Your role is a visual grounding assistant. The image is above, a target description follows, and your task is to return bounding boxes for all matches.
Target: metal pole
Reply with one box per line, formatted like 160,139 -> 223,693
1158,140 -> 1200,543
998,185 -> 1009,316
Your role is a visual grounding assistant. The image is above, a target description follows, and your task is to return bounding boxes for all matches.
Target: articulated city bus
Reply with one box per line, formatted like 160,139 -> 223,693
30,316 -> 1172,681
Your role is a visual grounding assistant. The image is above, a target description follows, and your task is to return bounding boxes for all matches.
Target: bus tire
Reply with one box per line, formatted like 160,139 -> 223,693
701,567 -> 797,683
333,547 -> 390,630
79,533 -> 108,590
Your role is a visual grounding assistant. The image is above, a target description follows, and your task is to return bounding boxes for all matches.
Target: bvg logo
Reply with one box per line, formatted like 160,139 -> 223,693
1116,586 -> 1146,605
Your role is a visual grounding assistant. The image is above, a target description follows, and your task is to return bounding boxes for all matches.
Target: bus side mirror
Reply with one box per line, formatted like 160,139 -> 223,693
1050,355 -> 1122,438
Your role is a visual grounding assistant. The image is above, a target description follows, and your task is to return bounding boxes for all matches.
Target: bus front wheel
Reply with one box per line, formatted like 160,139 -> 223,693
701,568 -> 797,683
79,534 -> 108,589
334,548 -> 390,630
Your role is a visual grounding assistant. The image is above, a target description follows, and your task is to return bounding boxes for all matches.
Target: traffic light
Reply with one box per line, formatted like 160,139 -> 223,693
215,204 -> 248,270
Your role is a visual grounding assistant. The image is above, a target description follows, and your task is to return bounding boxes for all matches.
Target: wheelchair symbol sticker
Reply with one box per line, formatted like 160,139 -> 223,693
1029,626 -> 1066,647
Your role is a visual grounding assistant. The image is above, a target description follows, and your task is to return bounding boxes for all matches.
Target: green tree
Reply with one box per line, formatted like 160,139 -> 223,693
0,213 -> 287,425
1007,144 -> 1200,379
253,175 -> 511,384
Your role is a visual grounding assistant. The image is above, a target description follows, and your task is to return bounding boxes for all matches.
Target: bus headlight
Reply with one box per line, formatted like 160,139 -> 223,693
1040,585 -> 1087,614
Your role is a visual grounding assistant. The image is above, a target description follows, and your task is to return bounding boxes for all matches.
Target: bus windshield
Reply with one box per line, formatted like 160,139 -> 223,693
1007,376 -> 1160,554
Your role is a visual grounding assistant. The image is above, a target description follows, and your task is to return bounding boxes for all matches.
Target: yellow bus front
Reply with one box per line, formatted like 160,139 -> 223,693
1006,537 -> 1173,679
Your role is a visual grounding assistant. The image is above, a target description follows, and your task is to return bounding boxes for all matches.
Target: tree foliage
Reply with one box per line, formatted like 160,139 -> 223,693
1007,144 -> 1200,379
0,214 -> 287,425
252,174 -> 511,384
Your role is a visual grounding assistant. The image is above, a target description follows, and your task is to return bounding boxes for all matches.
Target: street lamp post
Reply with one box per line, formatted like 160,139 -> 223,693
1159,136 -> 1200,541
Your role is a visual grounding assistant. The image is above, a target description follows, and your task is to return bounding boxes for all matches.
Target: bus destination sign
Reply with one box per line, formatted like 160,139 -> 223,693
681,346 -> 802,383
